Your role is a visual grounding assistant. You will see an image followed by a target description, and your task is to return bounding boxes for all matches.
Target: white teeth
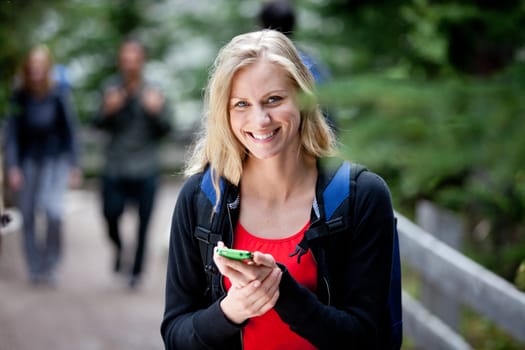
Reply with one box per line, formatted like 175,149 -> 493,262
252,131 -> 274,140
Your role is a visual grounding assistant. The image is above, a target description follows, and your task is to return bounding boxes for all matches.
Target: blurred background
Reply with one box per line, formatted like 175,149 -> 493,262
1,0 -> 524,349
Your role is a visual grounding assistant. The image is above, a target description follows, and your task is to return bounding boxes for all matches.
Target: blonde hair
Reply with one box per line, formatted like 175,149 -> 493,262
184,29 -> 336,204
21,44 -> 54,95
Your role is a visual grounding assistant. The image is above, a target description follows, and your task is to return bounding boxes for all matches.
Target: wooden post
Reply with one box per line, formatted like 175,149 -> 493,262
416,200 -> 465,331
402,291 -> 472,350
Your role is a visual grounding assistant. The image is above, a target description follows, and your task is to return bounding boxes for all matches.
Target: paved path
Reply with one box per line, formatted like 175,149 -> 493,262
0,177 -> 182,350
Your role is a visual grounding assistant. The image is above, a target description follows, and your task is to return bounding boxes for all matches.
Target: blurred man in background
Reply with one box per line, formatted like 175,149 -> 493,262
93,38 -> 173,289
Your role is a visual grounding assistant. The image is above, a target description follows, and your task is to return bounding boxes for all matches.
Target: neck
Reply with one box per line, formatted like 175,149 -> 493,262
28,80 -> 50,98
242,154 -> 317,201
123,74 -> 141,93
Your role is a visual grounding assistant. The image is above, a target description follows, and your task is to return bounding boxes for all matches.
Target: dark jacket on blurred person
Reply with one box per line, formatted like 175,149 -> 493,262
93,76 -> 172,178
5,87 -> 80,170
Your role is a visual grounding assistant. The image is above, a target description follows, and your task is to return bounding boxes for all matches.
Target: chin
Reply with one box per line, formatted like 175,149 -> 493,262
248,151 -> 279,160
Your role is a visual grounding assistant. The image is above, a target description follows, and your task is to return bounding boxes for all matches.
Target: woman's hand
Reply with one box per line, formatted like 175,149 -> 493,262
214,241 -> 282,324
214,242 -> 277,287
220,266 -> 282,324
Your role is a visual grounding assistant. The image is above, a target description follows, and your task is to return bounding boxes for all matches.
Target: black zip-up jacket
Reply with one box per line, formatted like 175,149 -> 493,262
161,162 -> 395,349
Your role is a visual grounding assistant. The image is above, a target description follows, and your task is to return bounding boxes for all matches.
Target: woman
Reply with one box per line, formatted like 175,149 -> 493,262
161,29 -> 396,349
3,45 -> 82,286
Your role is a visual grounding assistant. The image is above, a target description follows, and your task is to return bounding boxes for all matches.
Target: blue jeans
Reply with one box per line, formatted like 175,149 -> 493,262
17,155 -> 70,280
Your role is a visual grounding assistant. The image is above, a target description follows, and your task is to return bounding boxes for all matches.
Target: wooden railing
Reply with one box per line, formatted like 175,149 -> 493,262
397,207 -> 525,349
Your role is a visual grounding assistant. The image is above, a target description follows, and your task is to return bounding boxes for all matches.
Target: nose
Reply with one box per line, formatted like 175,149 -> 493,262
254,106 -> 271,126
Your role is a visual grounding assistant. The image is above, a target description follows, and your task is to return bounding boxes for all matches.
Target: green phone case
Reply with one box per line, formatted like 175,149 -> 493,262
217,247 -> 253,260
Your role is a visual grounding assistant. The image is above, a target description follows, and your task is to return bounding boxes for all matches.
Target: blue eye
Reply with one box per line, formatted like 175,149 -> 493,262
267,96 -> 282,104
235,101 -> 248,108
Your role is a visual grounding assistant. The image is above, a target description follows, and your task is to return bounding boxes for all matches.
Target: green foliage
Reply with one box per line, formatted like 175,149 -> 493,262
462,307 -> 525,350
306,0 -> 525,289
0,0 -> 66,118
323,69 -> 525,280
515,261 -> 525,292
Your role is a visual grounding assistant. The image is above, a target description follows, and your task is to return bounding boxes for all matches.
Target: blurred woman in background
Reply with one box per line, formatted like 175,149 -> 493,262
3,45 -> 82,286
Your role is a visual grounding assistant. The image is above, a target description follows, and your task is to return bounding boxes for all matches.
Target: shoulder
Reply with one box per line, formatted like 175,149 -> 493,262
177,169 -> 225,206
354,168 -> 394,216
178,171 -> 206,200
100,75 -> 122,91
318,160 -> 393,208
174,170 -> 234,226
9,88 -> 26,104
143,78 -> 163,89
177,168 -> 238,215
49,86 -> 77,117
171,173 -> 206,223
50,84 -> 72,101
142,79 -> 167,97
356,169 -> 391,196
356,169 -> 390,196
318,161 -> 392,204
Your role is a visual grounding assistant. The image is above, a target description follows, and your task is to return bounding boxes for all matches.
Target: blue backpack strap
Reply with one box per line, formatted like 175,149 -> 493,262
291,161 -> 367,262
323,161 -> 351,220
323,161 -> 367,219
199,166 -> 224,215
194,166 -> 225,296
323,162 -> 367,234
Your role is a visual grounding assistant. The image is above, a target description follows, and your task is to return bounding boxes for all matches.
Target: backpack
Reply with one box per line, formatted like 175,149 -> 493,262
193,161 -> 403,349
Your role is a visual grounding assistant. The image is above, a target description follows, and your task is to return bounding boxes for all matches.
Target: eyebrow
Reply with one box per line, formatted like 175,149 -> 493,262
229,89 -> 289,100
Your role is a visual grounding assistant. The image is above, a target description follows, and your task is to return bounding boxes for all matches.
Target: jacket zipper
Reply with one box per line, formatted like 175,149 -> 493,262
226,194 -> 245,349
311,249 -> 331,306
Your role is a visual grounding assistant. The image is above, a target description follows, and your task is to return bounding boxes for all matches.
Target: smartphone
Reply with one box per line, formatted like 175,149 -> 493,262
216,247 -> 253,261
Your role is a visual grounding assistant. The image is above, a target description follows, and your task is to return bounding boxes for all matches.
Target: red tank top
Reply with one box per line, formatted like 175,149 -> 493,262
224,221 -> 318,350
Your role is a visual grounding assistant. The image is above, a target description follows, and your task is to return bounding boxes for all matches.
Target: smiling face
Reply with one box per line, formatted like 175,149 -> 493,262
229,59 -> 301,161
